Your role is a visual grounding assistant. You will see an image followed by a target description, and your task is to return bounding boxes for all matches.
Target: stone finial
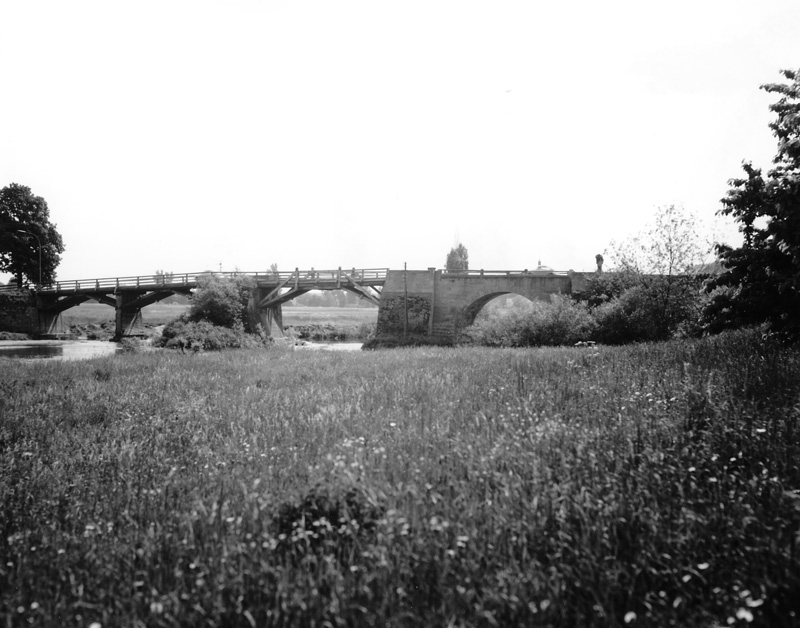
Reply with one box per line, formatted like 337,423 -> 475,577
595,254 -> 604,273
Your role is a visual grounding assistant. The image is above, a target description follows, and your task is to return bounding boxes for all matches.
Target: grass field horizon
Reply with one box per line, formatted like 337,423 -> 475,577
2,330 -> 799,626
59,302 -> 378,329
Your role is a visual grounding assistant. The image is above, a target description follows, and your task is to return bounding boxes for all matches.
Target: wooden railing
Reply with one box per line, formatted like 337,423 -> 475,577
35,268 -> 390,294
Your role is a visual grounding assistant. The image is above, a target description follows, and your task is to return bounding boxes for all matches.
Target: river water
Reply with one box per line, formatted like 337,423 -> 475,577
0,340 -> 121,361
0,340 -> 362,361
296,341 -> 363,352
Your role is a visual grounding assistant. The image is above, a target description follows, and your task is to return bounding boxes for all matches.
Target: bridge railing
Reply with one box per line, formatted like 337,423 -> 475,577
44,272 -> 206,293
270,267 -> 389,285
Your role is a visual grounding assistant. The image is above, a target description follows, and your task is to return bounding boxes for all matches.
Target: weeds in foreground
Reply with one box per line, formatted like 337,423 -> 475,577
1,330 -> 799,627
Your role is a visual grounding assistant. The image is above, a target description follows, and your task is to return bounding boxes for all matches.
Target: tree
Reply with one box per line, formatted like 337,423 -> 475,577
188,274 -> 254,330
610,204 -> 709,278
706,69 -> 800,338
446,243 -> 469,271
0,183 -> 65,288
596,204 -> 712,341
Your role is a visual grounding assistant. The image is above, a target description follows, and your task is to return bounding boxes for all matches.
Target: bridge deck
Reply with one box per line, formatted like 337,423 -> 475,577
33,268 -> 389,295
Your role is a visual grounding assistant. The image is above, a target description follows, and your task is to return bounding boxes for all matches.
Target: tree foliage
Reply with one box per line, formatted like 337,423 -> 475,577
0,183 -> 65,288
599,204 -> 711,341
610,204 -> 709,277
188,274 -> 254,331
706,69 -> 800,338
446,243 -> 469,271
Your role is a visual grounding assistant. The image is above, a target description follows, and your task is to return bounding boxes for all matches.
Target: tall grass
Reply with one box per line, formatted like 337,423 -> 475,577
1,330 -> 799,627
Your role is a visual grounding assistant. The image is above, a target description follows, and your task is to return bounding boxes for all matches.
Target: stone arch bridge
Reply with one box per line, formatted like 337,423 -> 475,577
376,268 -> 588,339
5,267 -> 589,340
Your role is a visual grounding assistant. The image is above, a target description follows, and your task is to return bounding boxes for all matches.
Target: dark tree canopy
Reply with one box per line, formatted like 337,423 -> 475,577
446,243 -> 469,271
706,69 -> 800,338
0,183 -> 65,288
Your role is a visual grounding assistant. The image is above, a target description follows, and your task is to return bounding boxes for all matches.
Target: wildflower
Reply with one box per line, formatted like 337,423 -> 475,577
697,562 -> 709,570
735,608 -> 754,622
624,611 -> 637,623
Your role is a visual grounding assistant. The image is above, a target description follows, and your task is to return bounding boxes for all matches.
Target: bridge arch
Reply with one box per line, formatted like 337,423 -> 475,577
460,291 -> 535,329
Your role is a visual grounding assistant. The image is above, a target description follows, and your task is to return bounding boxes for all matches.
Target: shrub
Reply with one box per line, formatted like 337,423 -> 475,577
592,279 -> 706,344
466,294 -> 596,347
188,274 -> 253,329
156,275 -> 269,351
156,316 -> 253,351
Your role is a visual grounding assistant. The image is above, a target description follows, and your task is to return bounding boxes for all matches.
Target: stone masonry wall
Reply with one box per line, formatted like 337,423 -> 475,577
375,270 -> 435,337
376,294 -> 431,335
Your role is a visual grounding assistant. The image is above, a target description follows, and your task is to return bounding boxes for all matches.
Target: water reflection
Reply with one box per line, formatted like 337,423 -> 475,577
0,341 -> 120,361
296,342 -> 363,352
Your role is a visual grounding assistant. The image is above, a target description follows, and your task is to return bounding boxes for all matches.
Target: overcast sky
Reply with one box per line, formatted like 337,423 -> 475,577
2,0 -> 799,282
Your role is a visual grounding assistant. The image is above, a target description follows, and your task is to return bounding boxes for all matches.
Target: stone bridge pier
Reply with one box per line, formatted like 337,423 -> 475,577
376,269 -> 588,341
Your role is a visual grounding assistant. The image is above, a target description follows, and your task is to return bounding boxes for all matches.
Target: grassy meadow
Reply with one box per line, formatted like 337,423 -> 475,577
1,330 -> 799,627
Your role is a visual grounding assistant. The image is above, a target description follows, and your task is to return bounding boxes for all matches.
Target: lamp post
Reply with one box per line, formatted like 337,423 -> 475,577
15,229 -> 42,289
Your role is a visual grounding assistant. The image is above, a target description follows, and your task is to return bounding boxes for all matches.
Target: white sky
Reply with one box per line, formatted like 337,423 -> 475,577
2,0 -> 799,281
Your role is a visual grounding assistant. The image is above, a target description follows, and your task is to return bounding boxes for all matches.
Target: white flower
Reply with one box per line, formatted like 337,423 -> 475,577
735,608 -> 754,622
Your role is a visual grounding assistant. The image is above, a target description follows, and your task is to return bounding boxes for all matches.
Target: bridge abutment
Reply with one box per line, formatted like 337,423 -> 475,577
375,270 -> 435,339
